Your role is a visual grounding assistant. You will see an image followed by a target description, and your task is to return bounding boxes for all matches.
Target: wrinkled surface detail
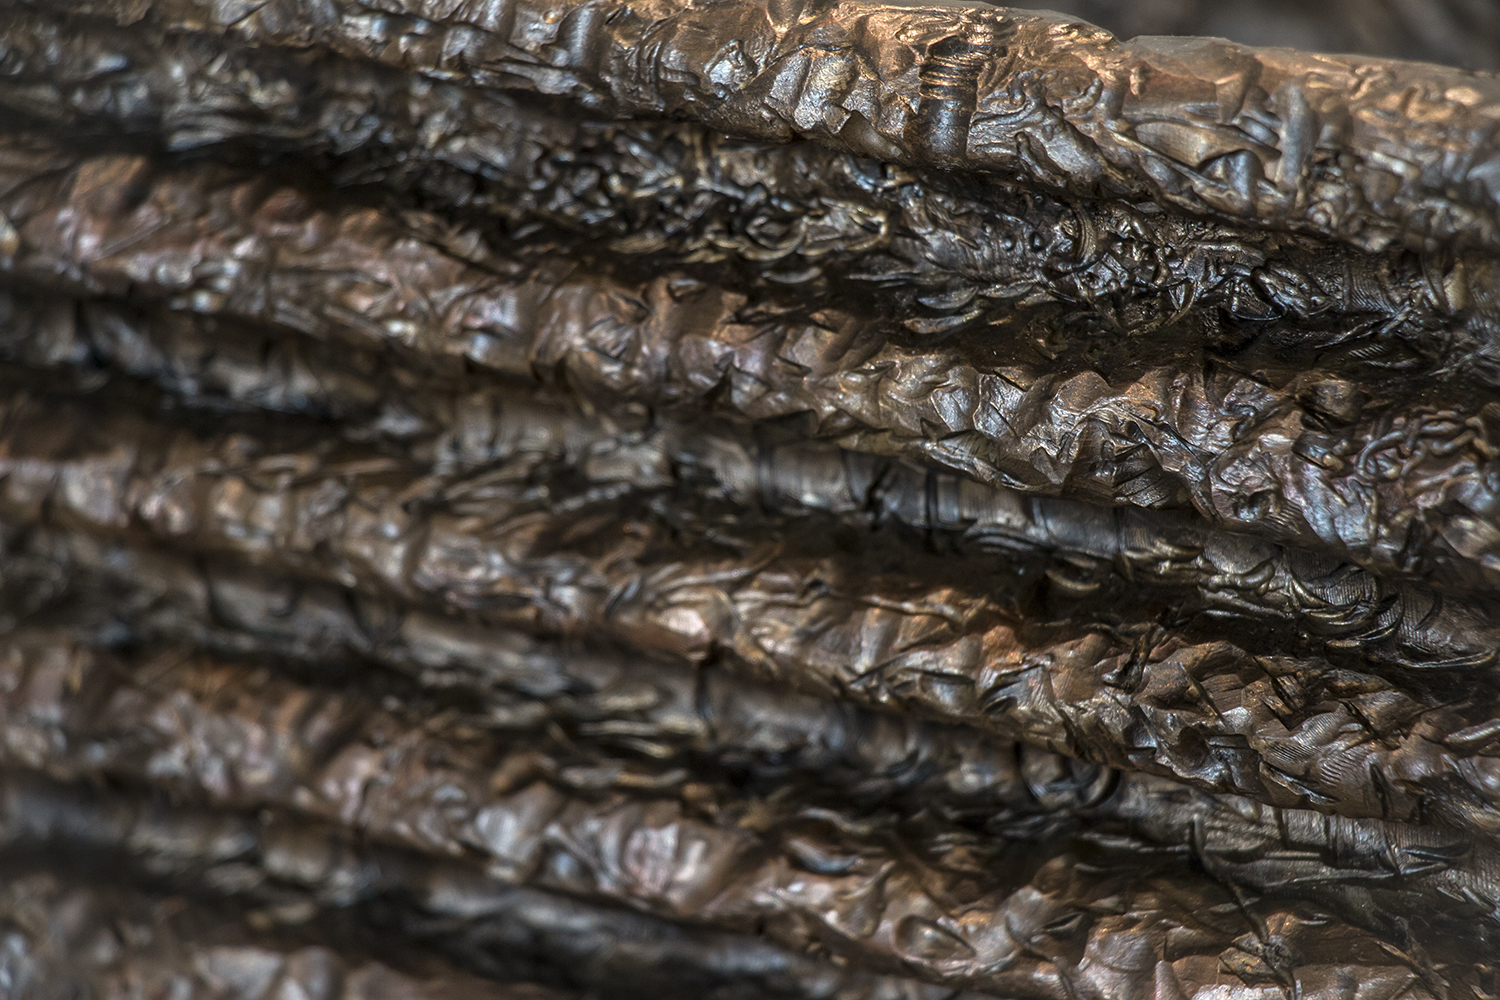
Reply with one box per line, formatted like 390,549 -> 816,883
1,0 -> 1500,997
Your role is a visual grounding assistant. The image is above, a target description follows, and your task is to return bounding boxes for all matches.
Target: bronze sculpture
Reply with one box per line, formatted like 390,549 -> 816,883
0,1 -> 1498,995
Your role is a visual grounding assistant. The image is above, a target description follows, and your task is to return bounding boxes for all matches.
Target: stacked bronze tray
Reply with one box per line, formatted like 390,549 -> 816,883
0,1 -> 1498,996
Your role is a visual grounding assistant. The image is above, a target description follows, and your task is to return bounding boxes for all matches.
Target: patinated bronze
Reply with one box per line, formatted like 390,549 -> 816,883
0,1 -> 1498,996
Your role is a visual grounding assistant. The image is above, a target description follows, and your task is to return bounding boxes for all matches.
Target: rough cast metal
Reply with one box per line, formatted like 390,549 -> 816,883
0,1 -> 1498,997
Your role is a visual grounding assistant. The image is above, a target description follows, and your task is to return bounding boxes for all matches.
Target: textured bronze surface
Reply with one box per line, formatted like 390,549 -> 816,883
1,1 -> 1500,997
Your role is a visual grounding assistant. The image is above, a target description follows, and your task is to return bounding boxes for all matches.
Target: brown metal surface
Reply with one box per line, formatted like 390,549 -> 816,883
0,1 -> 1498,996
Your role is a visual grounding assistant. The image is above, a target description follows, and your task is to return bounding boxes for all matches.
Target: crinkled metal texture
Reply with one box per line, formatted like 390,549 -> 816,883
4,387 -> 1500,837
1,0 -> 1500,996
4,540 -> 1500,958
3,288 -> 1498,674
0,637 -> 1469,995
29,0 -> 1500,253
0,865 -> 569,1000
6,9 -> 1499,389
5,146 -> 1500,598
0,774 -> 994,1000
